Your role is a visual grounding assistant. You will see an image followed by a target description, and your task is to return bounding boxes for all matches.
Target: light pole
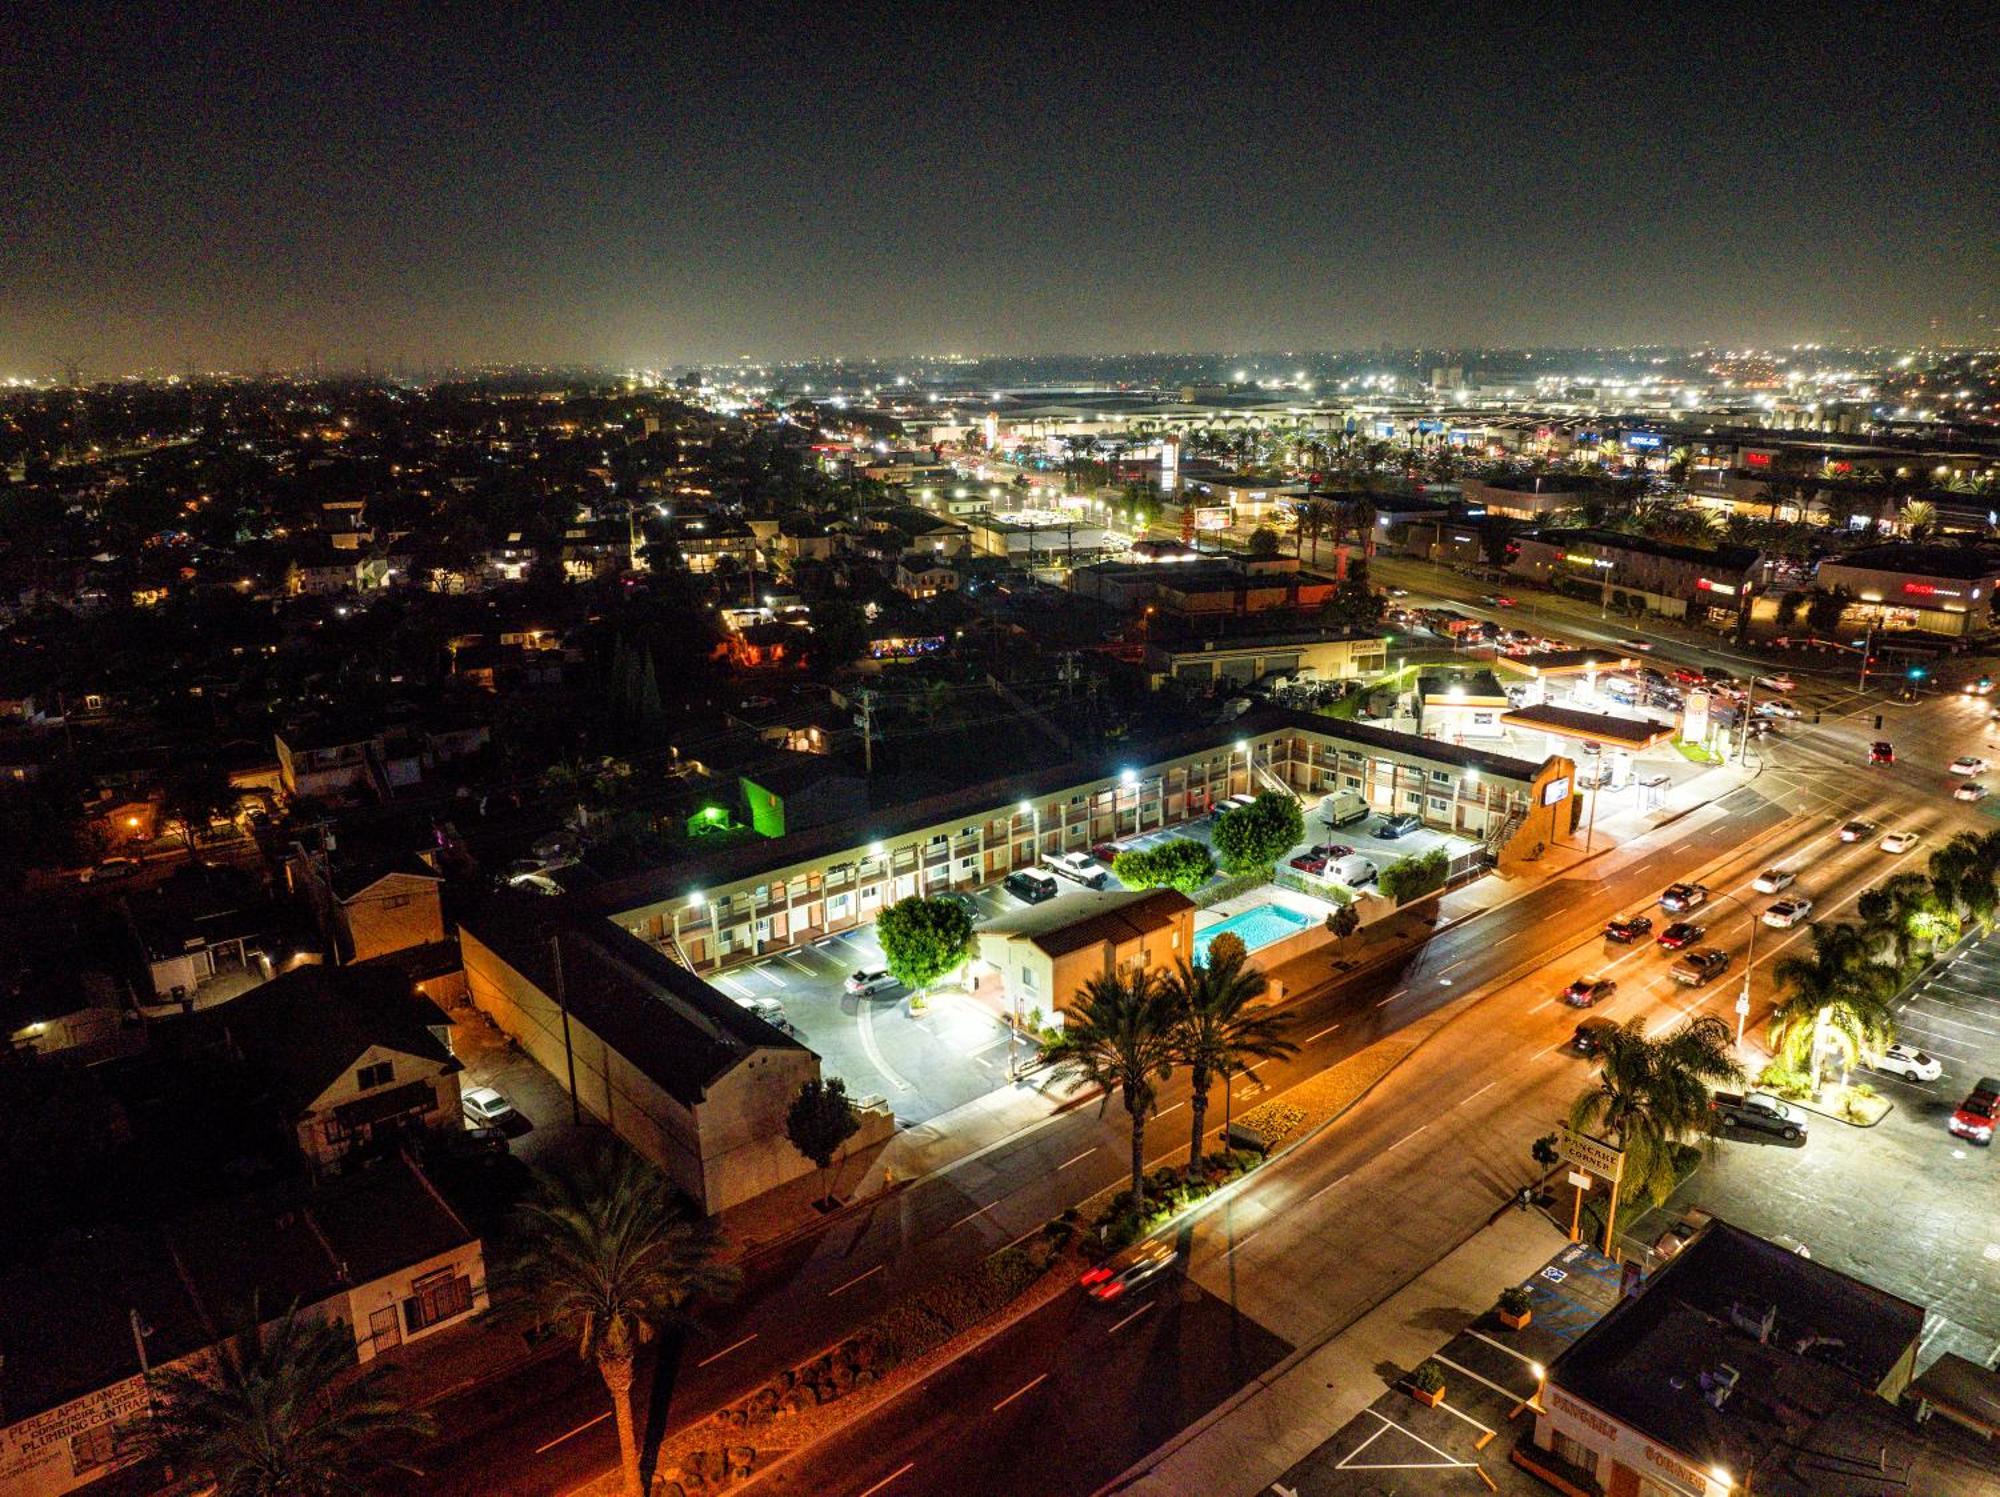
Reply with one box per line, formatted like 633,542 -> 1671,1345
1583,743 -> 1604,854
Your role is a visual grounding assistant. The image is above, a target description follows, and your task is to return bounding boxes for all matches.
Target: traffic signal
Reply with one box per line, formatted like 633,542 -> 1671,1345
1908,666 -> 1927,681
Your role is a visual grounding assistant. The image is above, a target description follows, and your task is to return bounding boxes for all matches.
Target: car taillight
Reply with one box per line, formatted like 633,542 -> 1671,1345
1092,1279 -> 1127,1300
1079,1266 -> 1113,1286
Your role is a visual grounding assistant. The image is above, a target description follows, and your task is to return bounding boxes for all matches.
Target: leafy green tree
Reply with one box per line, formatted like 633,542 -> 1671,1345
1326,901 -> 1360,940
785,1076 -> 862,1208
1212,792 -> 1304,875
806,597 -> 869,674
1804,585 -> 1854,636
1247,526 -> 1282,558
1045,970 -> 1180,1216
139,1305 -> 435,1496
1378,848 -> 1449,904
1768,923 -> 1897,1093
1327,561 -> 1384,630
1928,829 -> 2000,932
874,895 -> 975,996
502,1148 -> 739,1497
1165,947 -> 1296,1179
1567,1015 -> 1741,1207
163,762 -> 239,851
1112,838 -> 1215,894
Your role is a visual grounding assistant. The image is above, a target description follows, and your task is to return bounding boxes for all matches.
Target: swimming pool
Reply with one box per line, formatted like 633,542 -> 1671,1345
1194,903 -> 1312,964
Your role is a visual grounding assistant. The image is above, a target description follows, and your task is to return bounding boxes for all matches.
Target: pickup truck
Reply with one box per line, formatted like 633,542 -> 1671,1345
1712,1091 -> 1807,1142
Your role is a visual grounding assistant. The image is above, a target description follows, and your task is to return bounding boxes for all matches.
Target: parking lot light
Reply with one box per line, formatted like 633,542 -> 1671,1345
688,891 -> 705,908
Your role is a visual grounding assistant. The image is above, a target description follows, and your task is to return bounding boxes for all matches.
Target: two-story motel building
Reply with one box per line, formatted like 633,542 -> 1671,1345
586,707 -> 1575,975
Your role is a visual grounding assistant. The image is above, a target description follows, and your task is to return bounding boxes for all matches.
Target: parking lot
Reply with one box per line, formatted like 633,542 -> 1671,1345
1269,1241 -> 1623,1495
701,881 -> 1113,1127
1632,930 -> 2000,1371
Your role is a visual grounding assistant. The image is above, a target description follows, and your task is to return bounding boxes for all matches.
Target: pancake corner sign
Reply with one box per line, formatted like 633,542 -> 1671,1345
1557,1124 -> 1626,1183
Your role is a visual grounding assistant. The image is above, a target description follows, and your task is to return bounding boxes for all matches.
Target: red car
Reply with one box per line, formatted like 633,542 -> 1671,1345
1657,921 -> 1705,950
1670,667 -> 1705,687
1288,852 -> 1327,875
1948,1078 -> 1998,1145
1092,842 -> 1122,865
1868,741 -> 1895,765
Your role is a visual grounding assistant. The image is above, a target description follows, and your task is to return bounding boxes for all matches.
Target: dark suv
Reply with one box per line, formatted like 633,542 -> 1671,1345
1604,914 -> 1653,943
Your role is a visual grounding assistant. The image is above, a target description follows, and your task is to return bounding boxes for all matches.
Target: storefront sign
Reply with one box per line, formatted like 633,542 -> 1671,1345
1696,578 -> 1736,596
1903,582 -> 1963,598
1557,1124 -> 1626,1182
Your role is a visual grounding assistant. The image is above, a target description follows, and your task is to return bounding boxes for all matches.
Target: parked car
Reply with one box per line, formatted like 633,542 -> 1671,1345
1658,921 -> 1705,950
1004,868 -> 1059,904
1090,842 -> 1122,866
1839,819 -> 1878,842
844,968 -> 900,997
1762,897 -> 1813,928
1288,851 -> 1328,876
1949,755 -> 1989,777
1561,976 -> 1617,1007
1079,1239 -> 1179,1301
1670,667 -> 1705,687
1571,1016 -> 1621,1055
1873,1044 -> 1942,1083
1954,781 -> 1989,802
935,890 -> 985,924
1660,882 -> 1709,912
1045,850 -> 1110,888
1946,1077 -> 1999,1144
1869,740 -> 1896,764
1671,948 -> 1732,985
461,1086 -> 520,1128
1712,1091 -> 1806,1141
1754,674 -> 1796,692
1751,868 -> 1795,894
80,856 -> 141,883
1330,853 -> 1379,887
1372,813 -> 1423,840
1879,830 -> 1921,854
1603,914 -> 1654,943
1618,638 -> 1654,653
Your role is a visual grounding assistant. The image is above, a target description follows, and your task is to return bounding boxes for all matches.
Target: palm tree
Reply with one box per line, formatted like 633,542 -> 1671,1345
1768,922 -> 1898,1092
1045,970 -> 1180,1216
1165,947 -> 1296,1181
1296,498 -> 1337,564
1567,1015 -> 1741,1207
140,1304 -> 436,1496
502,1148 -> 740,1497
1928,831 -> 2000,930
1347,498 -> 1378,557
1857,872 -> 1953,971
1898,499 -> 1938,541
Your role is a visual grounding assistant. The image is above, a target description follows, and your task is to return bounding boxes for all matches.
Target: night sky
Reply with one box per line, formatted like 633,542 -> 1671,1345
5,3 -> 1996,374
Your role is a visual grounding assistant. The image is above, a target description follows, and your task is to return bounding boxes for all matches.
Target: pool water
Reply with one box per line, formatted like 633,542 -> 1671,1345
1194,903 -> 1312,963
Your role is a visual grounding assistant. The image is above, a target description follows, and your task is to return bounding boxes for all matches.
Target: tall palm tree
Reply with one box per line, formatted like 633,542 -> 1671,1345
140,1304 -> 436,1497
1857,871 -> 1953,971
1898,499 -> 1938,541
1046,970 -> 1180,1216
1165,948 -> 1296,1181
502,1148 -> 740,1497
1346,498 -> 1378,556
1928,830 -> 2000,931
1567,1015 -> 1741,1207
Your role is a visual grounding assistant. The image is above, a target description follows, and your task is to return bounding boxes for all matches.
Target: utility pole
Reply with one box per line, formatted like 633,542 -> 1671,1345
855,688 -> 878,775
551,931 -> 580,1124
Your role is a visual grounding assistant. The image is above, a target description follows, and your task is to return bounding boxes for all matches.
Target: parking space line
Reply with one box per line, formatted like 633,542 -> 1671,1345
778,952 -> 815,975
1466,1329 -> 1541,1367
1430,1396 -> 1496,1438
533,1410 -> 611,1453
1431,1352 -> 1533,1404
1339,1408 -> 1478,1471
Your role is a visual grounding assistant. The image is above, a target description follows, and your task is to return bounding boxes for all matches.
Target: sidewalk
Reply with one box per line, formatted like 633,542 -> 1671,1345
1105,1211 -> 1572,1497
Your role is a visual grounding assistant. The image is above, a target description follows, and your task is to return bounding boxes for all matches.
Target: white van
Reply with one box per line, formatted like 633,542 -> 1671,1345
1321,791 -> 1369,828
1331,853 -> 1379,887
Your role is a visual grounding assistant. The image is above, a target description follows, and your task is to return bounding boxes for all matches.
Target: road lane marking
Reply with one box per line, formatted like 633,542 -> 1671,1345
1307,1172 -> 1351,1202
950,1201 -> 998,1231
1106,1299 -> 1156,1335
1458,1079 -> 1498,1107
991,1372 -> 1049,1412
1157,1101 -> 1184,1119
1302,1022 -> 1341,1043
827,1264 -> 884,1297
1384,1124 -> 1429,1153
1057,1148 -> 1098,1170
855,1462 -> 915,1497
1377,987 -> 1409,1008
695,1333 -> 757,1367
533,1410 -> 611,1453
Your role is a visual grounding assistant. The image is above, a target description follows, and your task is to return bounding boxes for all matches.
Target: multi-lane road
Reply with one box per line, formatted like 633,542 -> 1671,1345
389,604 -> 2000,1496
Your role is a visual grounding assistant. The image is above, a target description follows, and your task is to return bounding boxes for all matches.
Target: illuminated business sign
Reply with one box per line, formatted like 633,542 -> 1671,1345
1373,421 -> 1396,438
1160,433 -> 1180,488
1744,450 -> 1773,468
1542,776 -> 1572,805
1696,578 -> 1737,596
1903,582 -> 1963,598
1625,432 -> 1664,449
1418,419 -> 1443,433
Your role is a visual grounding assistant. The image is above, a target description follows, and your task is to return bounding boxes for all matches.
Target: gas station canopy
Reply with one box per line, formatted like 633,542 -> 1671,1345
1500,703 -> 1678,752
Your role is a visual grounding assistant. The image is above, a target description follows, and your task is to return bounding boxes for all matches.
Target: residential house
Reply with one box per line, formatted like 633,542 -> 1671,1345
289,851 -> 445,964
0,1155 -> 485,1497
215,964 -> 463,1168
